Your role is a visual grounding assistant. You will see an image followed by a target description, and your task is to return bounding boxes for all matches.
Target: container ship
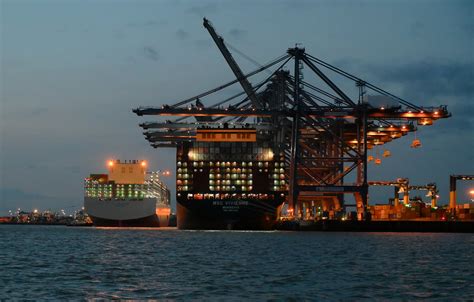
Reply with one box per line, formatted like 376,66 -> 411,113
84,160 -> 171,227
176,126 -> 287,230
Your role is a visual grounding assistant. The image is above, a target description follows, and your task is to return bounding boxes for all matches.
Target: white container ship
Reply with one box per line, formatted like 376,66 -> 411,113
84,160 -> 171,227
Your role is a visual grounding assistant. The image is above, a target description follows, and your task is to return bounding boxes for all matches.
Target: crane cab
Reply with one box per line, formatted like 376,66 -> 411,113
418,118 -> 433,126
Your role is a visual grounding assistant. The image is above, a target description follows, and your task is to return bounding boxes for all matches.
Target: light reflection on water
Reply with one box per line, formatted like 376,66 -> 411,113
0,225 -> 473,300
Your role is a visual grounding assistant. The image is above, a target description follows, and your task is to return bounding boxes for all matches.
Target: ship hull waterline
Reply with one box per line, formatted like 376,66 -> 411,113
89,214 -> 169,227
84,197 -> 170,227
177,199 -> 284,230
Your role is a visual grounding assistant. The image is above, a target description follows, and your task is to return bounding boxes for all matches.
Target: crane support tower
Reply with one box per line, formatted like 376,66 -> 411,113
450,175 -> 474,210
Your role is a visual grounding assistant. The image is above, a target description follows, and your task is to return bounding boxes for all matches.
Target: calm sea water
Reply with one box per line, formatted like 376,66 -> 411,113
0,225 -> 472,300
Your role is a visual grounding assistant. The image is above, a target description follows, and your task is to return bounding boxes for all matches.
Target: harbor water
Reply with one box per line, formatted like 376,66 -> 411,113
1,225 -> 473,300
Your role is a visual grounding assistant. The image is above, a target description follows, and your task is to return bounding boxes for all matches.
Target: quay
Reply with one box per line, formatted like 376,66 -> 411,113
275,220 -> 474,233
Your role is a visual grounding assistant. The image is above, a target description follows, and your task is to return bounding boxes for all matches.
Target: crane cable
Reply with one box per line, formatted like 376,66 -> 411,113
225,42 -> 274,75
168,53 -> 290,109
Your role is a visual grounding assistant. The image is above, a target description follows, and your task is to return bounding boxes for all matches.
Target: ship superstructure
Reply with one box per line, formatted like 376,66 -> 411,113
84,160 -> 170,227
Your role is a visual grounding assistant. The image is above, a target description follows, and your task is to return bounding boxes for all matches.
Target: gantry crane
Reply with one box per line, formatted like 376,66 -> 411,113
450,175 -> 474,209
133,18 -> 450,220
409,183 -> 439,207
369,180 -> 438,207
369,178 -> 409,206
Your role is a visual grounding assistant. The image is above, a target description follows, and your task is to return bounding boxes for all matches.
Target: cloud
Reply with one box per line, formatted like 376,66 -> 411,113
228,28 -> 247,39
410,20 -> 424,36
0,187 -> 82,214
194,39 -> 211,50
460,22 -> 474,36
187,3 -> 218,16
113,30 -> 126,40
0,188 -> 55,212
176,29 -> 190,40
367,61 -> 474,135
127,20 -> 167,28
331,58 -> 474,135
436,102 -> 474,133
332,59 -> 474,98
369,61 -> 474,100
31,107 -> 48,116
142,46 -> 160,61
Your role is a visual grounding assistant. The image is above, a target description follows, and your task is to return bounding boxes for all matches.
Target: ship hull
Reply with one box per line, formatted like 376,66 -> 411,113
84,197 -> 170,227
89,213 -> 169,227
177,199 -> 284,230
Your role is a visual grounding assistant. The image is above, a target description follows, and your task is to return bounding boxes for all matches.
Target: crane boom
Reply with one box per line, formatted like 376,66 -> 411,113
203,18 -> 261,108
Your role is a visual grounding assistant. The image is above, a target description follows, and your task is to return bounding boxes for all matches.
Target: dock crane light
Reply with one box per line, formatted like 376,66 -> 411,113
411,139 -> 422,148
382,150 -> 391,158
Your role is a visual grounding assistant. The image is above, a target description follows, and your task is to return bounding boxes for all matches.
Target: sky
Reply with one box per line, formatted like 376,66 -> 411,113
1,0 -> 473,214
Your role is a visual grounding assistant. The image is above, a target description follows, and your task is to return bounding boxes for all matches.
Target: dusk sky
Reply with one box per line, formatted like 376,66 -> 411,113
1,0 -> 473,214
